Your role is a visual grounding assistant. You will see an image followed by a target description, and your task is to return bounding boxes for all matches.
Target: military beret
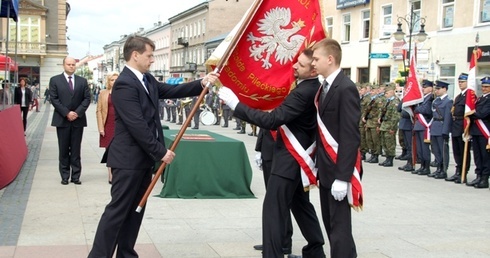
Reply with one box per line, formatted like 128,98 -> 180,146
434,80 -> 449,89
481,76 -> 490,85
422,80 -> 433,87
371,84 -> 379,89
458,73 -> 468,81
385,84 -> 396,91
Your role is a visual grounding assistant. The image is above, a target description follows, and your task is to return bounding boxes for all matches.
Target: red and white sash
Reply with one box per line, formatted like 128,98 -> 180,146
416,114 -> 432,143
278,125 -> 317,190
475,119 -> 490,147
315,96 -> 363,210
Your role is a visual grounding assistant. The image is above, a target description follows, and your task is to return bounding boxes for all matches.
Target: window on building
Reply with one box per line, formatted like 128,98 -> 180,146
9,16 -> 40,43
381,5 -> 392,38
343,68 -> 351,79
202,19 -> 206,35
358,68 -> 369,83
379,66 -> 391,84
361,10 -> 370,40
326,17 -> 333,38
198,21 -> 202,35
480,0 -> 490,23
342,13 -> 351,43
439,64 -> 456,98
412,1 -> 422,33
442,0 -> 454,28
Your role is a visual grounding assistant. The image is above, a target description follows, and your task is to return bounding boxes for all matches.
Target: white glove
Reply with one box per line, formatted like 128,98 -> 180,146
218,86 -> 239,110
255,152 -> 262,171
331,179 -> 348,201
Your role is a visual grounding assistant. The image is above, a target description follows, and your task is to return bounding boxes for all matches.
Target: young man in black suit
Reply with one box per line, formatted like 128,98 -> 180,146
49,57 -> 91,185
311,38 -> 360,258
219,48 -> 326,258
88,35 -> 219,258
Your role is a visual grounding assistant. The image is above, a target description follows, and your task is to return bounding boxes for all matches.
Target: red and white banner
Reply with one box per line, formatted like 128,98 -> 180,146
464,47 -> 482,131
206,0 -> 326,110
402,54 -> 423,108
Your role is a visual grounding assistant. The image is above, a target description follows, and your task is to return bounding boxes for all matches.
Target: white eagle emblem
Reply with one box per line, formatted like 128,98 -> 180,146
247,7 -> 306,69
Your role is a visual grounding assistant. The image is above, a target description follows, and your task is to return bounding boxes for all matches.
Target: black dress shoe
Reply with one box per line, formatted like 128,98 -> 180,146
61,180 -> 69,185
232,127 -> 241,130
466,176 -> 481,187
287,254 -> 302,258
253,244 -> 263,250
253,244 -> 291,254
222,125 -> 228,128
71,180 -> 82,185
191,127 -> 199,129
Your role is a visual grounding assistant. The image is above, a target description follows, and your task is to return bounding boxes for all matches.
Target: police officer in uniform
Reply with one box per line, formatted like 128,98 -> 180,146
378,83 -> 400,167
413,80 -> 434,175
428,80 -> 453,179
447,73 -> 471,183
467,77 -> 490,188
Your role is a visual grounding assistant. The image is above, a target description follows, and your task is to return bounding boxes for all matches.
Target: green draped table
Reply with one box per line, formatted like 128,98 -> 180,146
158,130 -> 255,199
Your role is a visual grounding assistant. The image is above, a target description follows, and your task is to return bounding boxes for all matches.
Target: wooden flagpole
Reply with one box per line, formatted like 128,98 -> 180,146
136,0 -> 264,212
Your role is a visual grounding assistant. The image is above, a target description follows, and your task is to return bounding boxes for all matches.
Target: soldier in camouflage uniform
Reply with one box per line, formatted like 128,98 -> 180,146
378,83 -> 401,167
359,83 -> 372,160
364,84 -> 385,163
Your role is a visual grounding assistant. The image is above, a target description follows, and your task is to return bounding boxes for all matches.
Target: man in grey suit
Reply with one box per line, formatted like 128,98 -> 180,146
88,35 -> 219,258
49,57 -> 91,185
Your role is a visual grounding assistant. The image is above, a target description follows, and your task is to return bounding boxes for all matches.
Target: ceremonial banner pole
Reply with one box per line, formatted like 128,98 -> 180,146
136,0 -> 264,212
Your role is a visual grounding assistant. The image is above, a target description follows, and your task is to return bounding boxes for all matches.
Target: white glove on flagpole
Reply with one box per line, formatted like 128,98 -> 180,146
255,152 -> 262,171
331,179 -> 348,201
218,86 -> 239,110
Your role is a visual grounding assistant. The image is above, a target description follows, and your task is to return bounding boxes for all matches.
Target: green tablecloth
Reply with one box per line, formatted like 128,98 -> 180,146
159,130 -> 255,199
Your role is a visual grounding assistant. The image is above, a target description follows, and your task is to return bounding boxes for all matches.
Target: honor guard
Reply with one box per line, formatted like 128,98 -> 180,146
359,83 -> 372,160
413,80 -> 434,175
467,77 -> 490,188
397,94 -> 415,172
447,73 -> 471,183
428,81 -> 453,179
395,86 -> 409,161
378,83 -> 401,167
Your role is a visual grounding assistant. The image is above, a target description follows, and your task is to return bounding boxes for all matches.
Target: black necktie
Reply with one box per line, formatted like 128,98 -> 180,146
68,76 -> 73,92
142,74 -> 149,92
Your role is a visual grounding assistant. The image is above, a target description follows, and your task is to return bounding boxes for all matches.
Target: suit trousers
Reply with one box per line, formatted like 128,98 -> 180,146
88,168 -> 152,258
415,131 -> 431,162
262,174 -> 325,258
319,185 -> 357,258
451,135 -> 471,173
402,129 -> 412,157
56,126 -> 83,181
430,136 -> 449,170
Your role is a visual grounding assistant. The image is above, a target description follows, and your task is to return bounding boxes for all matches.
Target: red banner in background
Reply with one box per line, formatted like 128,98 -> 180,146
402,54 -> 423,107
208,0 -> 326,110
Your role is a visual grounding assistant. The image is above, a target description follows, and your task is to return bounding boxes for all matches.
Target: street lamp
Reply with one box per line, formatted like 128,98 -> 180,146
393,1 -> 427,74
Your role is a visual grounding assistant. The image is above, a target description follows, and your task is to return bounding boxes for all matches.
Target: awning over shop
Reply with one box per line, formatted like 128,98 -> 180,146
0,54 -> 18,72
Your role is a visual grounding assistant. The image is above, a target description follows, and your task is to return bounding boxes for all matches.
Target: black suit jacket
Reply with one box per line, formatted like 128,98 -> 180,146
470,94 -> 490,136
451,92 -> 466,136
14,87 -> 32,107
49,73 -> 91,127
107,67 -> 203,170
233,78 -> 319,180
316,71 -> 360,187
255,128 -> 275,161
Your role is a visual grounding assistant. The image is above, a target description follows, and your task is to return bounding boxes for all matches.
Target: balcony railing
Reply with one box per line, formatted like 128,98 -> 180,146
0,41 -> 47,55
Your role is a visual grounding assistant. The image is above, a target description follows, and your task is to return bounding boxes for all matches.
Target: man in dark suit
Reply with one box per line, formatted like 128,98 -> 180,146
447,73 -> 471,183
219,48 -> 325,258
49,57 -> 91,185
88,35 -> 219,258
311,38 -> 359,258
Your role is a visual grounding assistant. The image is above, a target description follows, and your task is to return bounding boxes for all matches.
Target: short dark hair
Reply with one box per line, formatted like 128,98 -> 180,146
123,35 -> 155,61
312,38 -> 342,65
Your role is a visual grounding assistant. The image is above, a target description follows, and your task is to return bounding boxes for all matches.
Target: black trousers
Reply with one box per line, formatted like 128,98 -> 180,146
319,185 -> 357,258
89,168 -> 152,258
56,126 -> 83,181
451,135 -> 471,173
402,129 -> 412,157
415,130 -> 431,162
263,173 -> 325,258
20,106 -> 29,131
472,135 -> 490,177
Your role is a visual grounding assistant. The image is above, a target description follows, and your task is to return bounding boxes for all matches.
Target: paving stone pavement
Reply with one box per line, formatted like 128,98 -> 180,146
0,102 -> 490,258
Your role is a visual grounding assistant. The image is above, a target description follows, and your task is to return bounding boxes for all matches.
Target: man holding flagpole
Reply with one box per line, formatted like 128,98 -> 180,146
311,38 -> 361,258
219,48 -> 326,258
412,80 -> 434,176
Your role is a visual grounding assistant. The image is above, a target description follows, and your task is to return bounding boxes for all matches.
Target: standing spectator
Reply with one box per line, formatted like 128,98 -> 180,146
1,80 -> 12,105
93,86 -> 100,104
14,78 -> 33,132
43,86 -> 50,104
30,84 -> 40,112
96,72 -> 119,184
49,56 -> 91,185
221,101 -> 231,127
312,38 -> 360,258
